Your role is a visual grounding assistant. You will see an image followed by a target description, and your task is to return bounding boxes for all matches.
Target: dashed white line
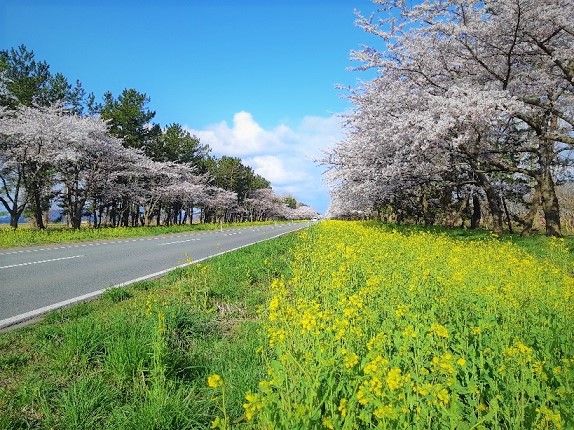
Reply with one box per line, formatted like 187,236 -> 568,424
0,255 -> 85,270
0,235 -> 192,255
157,238 -> 199,246
0,225 -> 283,256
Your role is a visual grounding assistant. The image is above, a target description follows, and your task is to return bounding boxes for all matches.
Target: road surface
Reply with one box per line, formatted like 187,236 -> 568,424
0,223 -> 306,328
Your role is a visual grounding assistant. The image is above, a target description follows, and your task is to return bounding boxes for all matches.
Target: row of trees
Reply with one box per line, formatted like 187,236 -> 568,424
0,46 -> 317,229
325,0 -> 573,236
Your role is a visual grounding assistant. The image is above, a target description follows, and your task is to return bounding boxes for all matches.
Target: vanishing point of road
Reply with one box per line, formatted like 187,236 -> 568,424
0,223 -> 307,329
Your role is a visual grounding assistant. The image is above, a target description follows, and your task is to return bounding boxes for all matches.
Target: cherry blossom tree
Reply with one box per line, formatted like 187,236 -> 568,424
0,107 -> 28,227
327,0 -> 574,236
288,204 -> 320,220
0,103 -> 154,229
243,188 -> 320,221
0,71 -> 14,104
0,104 -> 71,228
84,145 -> 147,227
148,163 -> 206,226
244,188 -> 286,221
0,100 -> 307,230
205,187 -> 238,224
54,115 -> 137,229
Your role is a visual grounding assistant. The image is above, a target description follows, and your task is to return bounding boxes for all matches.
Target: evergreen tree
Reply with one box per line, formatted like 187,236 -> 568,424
98,88 -> 161,156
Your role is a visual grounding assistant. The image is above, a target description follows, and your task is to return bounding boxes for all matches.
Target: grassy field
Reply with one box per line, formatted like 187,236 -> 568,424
1,221 -> 573,429
0,221 -> 290,249
0,233 -> 298,429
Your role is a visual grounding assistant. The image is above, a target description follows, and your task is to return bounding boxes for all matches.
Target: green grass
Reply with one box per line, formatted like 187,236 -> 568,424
0,232 -> 298,429
0,220 -> 300,249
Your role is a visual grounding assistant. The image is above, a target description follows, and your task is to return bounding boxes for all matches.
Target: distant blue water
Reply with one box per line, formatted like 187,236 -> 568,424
0,215 -> 26,224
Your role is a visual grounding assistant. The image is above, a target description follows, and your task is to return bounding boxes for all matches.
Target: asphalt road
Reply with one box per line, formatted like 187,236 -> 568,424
0,223 -> 307,328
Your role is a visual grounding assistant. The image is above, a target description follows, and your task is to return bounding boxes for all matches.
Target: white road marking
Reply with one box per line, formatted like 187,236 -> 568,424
0,255 -> 85,270
0,224 -> 287,256
157,238 -> 199,246
0,234 -> 192,255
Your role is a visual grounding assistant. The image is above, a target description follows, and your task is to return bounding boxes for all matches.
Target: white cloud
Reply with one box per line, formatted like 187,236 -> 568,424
245,155 -> 290,184
189,111 -> 294,156
185,112 -> 343,213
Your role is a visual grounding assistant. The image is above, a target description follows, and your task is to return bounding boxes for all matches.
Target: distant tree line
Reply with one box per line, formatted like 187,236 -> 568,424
0,45 -> 318,229
325,0 -> 573,236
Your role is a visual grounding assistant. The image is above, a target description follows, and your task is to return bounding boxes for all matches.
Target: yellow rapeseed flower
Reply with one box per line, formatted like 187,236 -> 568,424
357,385 -> 369,405
342,349 -> 359,368
244,221 -> 573,428
374,404 -> 395,419
207,374 -> 223,388
321,416 -> 335,429
243,392 -> 264,420
429,323 -> 449,338
338,398 -> 348,417
386,367 -> 403,391
269,296 -> 280,311
402,325 -> 417,338
536,406 -> 563,429
436,387 -> 450,405
363,355 -> 388,375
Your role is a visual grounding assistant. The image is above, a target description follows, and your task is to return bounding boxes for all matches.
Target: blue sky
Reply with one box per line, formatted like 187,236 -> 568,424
1,0 -> 379,213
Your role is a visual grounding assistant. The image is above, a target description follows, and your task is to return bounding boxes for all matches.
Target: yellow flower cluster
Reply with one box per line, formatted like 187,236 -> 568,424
503,340 -> 533,365
536,405 -> 564,429
341,348 -> 360,369
245,221 -> 574,428
243,392 -> 264,421
207,374 -> 223,388
429,323 -> 449,339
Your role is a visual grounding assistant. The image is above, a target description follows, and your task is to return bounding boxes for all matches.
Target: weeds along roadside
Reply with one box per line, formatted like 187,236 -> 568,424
0,232 -> 299,429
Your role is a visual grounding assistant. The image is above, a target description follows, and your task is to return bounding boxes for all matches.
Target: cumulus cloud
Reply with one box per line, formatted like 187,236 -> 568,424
244,155 -> 303,185
185,112 -> 343,213
189,111 -> 295,156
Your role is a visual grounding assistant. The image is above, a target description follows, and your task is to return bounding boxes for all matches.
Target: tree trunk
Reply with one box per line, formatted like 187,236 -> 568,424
93,203 -> 98,228
66,182 -> 85,229
10,211 -> 19,229
68,193 -> 84,229
456,193 -> 469,229
521,186 -> 540,236
188,204 -> 194,224
501,194 -> 513,234
121,202 -> 130,227
422,192 -> 435,226
97,205 -> 104,228
7,204 -> 26,229
536,116 -> 562,237
476,172 -> 503,234
539,173 -> 562,237
32,187 -> 46,229
6,199 -> 26,229
110,206 -> 117,227
70,205 -> 83,229
470,193 -> 481,230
